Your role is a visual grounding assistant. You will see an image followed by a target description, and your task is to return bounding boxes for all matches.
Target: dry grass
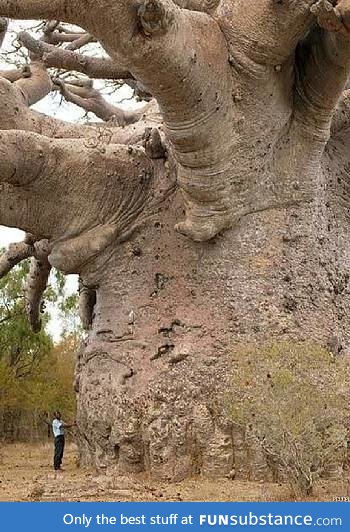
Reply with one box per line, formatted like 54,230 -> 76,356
0,442 -> 349,502
228,341 -> 350,495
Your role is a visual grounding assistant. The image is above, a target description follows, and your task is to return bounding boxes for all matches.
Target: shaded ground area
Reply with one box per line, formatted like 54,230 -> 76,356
0,443 -> 348,502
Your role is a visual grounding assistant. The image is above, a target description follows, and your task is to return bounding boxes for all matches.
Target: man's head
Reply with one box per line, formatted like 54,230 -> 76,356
54,411 -> 61,420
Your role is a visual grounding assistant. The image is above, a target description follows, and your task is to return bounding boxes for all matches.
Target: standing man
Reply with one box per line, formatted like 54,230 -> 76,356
52,411 -> 75,471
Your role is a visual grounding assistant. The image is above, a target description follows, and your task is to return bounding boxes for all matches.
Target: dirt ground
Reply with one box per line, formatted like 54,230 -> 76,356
0,443 -> 349,502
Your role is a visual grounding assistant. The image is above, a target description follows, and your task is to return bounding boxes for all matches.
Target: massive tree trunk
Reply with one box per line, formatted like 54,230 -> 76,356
74,173 -> 350,481
1,0 -> 350,480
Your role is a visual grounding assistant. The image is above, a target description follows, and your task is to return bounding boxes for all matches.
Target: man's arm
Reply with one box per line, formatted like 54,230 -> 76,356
62,421 -> 77,429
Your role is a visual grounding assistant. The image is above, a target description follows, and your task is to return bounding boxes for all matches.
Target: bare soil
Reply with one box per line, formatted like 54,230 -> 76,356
0,442 -> 348,502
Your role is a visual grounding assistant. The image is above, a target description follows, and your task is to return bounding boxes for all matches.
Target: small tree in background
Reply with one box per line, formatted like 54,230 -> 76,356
0,257 -> 79,441
229,343 -> 350,497
30,335 -> 78,417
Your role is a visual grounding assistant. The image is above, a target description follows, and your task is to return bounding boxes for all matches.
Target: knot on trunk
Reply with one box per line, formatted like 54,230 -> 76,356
138,0 -> 176,36
311,0 -> 350,35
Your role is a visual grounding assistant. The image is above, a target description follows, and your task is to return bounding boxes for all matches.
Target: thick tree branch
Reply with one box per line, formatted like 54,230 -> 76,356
0,129 -> 154,272
0,0 -> 77,24
0,62 -> 51,111
35,106 -> 160,144
14,61 -> 52,106
0,0 -> 216,21
78,277 -> 96,330
0,236 -> 52,332
79,0 -> 237,241
0,70 -> 159,147
0,16 -> 7,47
0,241 -> 32,278
0,130 -> 48,187
18,32 -> 132,80
81,0 -> 227,114
65,32 -> 96,51
311,0 -> 350,35
216,0 -> 317,65
0,65 -> 31,82
0,76 -> 160,146
55,78 -> 152,125
25,248 -> 51,333
294,10 -> 350,137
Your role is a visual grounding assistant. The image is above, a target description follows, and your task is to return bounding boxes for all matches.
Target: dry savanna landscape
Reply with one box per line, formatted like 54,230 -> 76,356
1,442 -> 349,502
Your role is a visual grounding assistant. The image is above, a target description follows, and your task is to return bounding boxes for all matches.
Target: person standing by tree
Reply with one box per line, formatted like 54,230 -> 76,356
52,411 -> 75,472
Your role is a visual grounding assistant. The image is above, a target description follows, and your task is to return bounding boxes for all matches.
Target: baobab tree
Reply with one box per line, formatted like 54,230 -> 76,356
0,0 -> 350,481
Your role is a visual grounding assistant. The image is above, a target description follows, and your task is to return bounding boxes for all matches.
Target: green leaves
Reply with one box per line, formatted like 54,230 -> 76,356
0,258 -> 78,426
0,257 -> 52,376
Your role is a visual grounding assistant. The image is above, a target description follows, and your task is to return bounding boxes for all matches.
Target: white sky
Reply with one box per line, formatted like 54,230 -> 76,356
0,227 -> 23,246
0,20 -> 142,339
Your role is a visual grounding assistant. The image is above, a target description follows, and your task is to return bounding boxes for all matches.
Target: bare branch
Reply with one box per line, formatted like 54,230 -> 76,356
0,73 -> 159,144
44,30 -> 95,48
293,6 -> 350,136
0,1 -> 77,24
44,31 -> 85,43
78,277 -> 96,330
65,33 -> 96,51
15,61 -> 52,106
0,241 -> 32,278
55,78 -> 152,125
311,0 -> 350,35
18,32 -> 132,80
0,65 -> 31,82
0,16 -> 7,47
25,241 -> 51,333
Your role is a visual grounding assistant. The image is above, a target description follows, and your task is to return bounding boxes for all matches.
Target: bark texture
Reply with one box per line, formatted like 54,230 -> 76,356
1,0 -> 350,480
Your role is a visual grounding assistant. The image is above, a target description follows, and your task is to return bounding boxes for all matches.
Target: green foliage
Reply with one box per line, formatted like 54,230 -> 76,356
228,342 -> 350,496
0,259 -> 53,380
0,258 -> 78,438
44,268 -> 81,337
18,335 -> 78,417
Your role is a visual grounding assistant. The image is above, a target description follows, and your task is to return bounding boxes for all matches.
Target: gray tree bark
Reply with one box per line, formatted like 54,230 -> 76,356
1,0 -> 350,480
